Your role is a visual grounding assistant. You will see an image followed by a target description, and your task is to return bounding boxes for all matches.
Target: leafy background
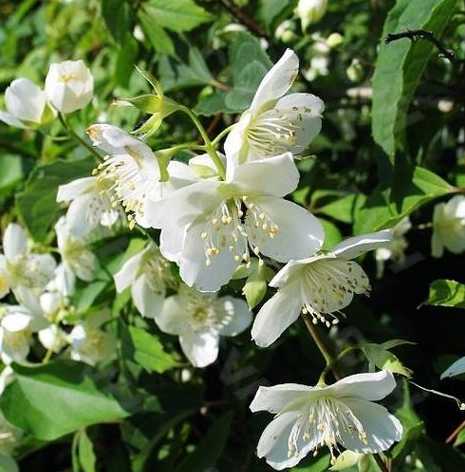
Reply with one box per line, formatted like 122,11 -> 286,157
1,0 -> 465,470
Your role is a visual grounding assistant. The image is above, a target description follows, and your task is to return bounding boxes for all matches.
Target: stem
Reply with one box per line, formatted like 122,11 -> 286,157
58,113 -> 103,162
42,348 -> 53,364
301,314 -> 341,381
374,454 -> 390,472
219,0 -> 269,39
180,106 -> 226,179
446,418 -> 465,444
212,125 -> 235,147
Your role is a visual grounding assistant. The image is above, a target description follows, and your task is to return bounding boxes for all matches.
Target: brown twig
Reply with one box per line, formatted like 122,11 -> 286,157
446,418 -> 465,444
219,0 -> 269,39
385,29 -> 464,65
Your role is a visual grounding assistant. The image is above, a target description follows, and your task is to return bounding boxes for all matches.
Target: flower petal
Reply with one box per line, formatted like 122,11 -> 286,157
131,273 -> 165,319
3,223 -> 28,260
217,296 -> 252,336
57,177 -> 96,202
246,197 -> 324,262
332,230 -> 393,260
232,153 -> 299,197
0,111 -> 26,128
5,78 -> 45,123
441,356 -> 465,379
179,222 -> 241,292
251,49 -> 299,112
2,313 -> 31,332
179,330 -> 219,368
330,370 -> 397,401
339,399 -> 403,453
250,384 -> 314,414
155,295 -> 186,335
114,250 -> 145,292
251,285 -> 302,347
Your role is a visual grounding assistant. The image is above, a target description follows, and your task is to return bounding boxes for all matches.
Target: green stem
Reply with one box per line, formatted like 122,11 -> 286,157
212,125 -> 235,147
42,348 -> 53,364
180,106 -> 226,179
58,113 -> 103,162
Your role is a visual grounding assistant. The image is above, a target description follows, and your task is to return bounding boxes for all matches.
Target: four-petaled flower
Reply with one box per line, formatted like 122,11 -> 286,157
252,231 -> 392,347
224,49 -> 324,167
154,285 -> 252,367
146,153 -> 324,292
250,370 -> 403,470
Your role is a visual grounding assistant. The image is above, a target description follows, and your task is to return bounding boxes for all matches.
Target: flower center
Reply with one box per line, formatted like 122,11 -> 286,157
287,397 -> 368,463
141,248 -> 173,294
6,255 -> 50,289
247,110 -> 298,156
300,258 -> 370,327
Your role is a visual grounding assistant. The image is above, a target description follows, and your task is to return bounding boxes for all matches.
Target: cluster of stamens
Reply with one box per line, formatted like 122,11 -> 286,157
142,247 -> 174,293
286,397 -> 368,465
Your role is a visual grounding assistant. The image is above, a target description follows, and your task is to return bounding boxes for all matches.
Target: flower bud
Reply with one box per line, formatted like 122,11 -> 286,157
275,21 -> 297,44
346,58 -> 364,82
45,60 -> 94,114
326,32 -> 343,48
296,0 -> 328,30
0,78 -> 54,129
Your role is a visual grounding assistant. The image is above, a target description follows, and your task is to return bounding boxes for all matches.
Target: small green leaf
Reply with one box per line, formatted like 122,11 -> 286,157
115,35 -> 138,88
78,429 -> 97,472
427,279 -> 465,308
361,343 -> 412,377
122,325 -> 178,374
101,0 -> 130,44
318,194 -> 366,225
320,219 -> 343,251
138,10 -> 175,56
0,361 -> 129,440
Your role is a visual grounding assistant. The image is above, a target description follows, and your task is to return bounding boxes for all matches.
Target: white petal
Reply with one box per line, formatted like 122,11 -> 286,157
0,111 -> 26,128
274,93 -> 324,153
269,258 -> 311,288
217,296 -> 252,336
250,384 -> 314,414
441,356 -> 465,379
65,194 -> 99,236
251,286 -> 302,347
131,274 -> 165,319
5,78 -> 45,123
155,295 -> 186,335
246,197 -> 324,262
251,49 -> 299,112
179,222 -> 240,292
73,250 -> 97,281
330,370 -> 397,401
333,230 -> 393,260
256,411 -> 304,471
3,223 -> 28,260
2,313 -> 31,332
224,113 -> 251,169
57,177 -> 96,202
114,250 -> 145,292
339,399 -> 403,453
159,217 -> 188,262
54,263 -> 76,296
179,330 -> 219,368
231,153 -> 299,197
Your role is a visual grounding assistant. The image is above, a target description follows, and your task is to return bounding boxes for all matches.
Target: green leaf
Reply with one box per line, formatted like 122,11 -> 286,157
361,343 -> 412,377
138,10 -> 175,56
78,429 -> 97,472
257,0 -> 292,29
0,361 -> 129,441
354,165 -> 453,234
0,454 -> 18,472
372,0 -> 457,158
140,0 -> 213,33
115,35 -> 138,88
317,194 -> 366,225
320,219 -> 343,251
101,0 -> 130,44
122,325 -> 178,374
292,452 -> 331,471
176,412 -> 233,472
16,157 -> 95,242
195,92 -> 228,116
427,279 -> 465,308
242,261 -> 275,309
0,154 -> 23,197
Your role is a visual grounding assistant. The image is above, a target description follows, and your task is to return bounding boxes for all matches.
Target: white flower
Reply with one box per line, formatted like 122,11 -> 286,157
55,217 -> 97,284
45,60 -> 93,114
38,324 -> 68,353
441,356 -> 465,379
295,0 -> 328,30
114,243 -> 174,319
0,411 -> 21,462
146,153 -> 324,292
252,231 -> 392,347
68,310 -> 116,366
155,285 -> 252,368
224,49 -> 324,167
250,371 -> 403,470
0,367 -> 14,396
0,299 -> 47,364
432,195 -> 465,258
375,217 -> 411,277
0,223 -> 56,302
87,124 -> 195,228
0,78 -> 49,129
57,176 -> 122,236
